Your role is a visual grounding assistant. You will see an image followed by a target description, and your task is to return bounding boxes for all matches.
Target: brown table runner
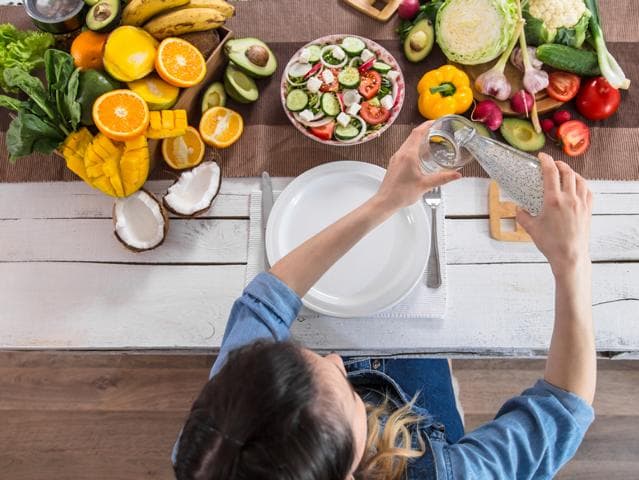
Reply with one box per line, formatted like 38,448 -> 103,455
1,0 -> 638,182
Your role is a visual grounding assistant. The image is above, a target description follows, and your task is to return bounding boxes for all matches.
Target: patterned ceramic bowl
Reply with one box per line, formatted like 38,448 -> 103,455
281,34 -> 405,147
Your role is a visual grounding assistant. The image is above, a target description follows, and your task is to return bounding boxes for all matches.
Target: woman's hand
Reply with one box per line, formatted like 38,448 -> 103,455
517,153 -> 593,278
375,121 -> 461,212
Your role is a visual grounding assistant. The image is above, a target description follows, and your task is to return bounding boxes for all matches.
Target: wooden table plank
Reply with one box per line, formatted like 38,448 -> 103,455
1,218 -> 248,263
1,262 -> 636,353
447,215 -> 639,264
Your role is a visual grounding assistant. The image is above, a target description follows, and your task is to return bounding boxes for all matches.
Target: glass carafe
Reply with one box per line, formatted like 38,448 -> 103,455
419,115 -> 544,216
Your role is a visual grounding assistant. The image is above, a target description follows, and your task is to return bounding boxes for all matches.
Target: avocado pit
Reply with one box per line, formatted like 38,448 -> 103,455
246,45 -> 269,67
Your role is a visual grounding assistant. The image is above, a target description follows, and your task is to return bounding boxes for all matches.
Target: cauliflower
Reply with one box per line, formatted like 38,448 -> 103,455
523,0 -> 591,48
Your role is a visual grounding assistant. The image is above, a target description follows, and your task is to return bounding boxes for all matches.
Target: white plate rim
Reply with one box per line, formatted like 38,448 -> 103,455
265,161 -> 429,318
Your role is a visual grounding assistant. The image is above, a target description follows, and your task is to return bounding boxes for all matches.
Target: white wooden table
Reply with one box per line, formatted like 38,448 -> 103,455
1,178 -> 638,357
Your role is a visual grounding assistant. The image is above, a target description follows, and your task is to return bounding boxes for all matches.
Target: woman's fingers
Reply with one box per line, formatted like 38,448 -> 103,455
516,207 -> 534,232
556,161 -> 576,195
575,172 -> 589,201
539,153 -> 560,196
421,170 -> 461,190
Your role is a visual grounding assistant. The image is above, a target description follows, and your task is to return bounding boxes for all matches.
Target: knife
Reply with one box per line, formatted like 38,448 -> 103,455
261,171 -> 274,269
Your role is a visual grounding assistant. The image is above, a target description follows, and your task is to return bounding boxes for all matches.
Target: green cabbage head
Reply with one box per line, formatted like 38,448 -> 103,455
436,0 -> 519,65
523,0 -> 591,48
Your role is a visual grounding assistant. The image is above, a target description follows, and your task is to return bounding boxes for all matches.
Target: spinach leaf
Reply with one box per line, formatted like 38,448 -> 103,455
45,49 -> 74,95
0,94 -> 25,112
64,67 -> 81,130
6,111 -> 64,162
3,66 -> 55,121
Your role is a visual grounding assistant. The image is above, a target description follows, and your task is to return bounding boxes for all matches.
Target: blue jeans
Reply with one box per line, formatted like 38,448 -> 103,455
344,358 -> 465,443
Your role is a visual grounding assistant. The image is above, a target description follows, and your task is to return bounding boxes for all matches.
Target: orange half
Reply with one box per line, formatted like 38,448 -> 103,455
155,37 -> 206,88
92,90 -> 150,142
162,126 -> 205,169
199,106 -> 243,148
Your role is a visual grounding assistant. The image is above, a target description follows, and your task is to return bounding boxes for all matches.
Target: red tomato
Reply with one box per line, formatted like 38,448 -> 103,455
319,69 -> 339,93
576,77 -> 621,121
557,120 -> 590,157
309,121 -> 335,141
360,101 -> 391,125
358,70 -> 382,99
547,72 -> 581,102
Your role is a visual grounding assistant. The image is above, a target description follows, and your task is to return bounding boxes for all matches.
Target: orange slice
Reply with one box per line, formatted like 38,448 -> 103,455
199,106 -> 244,148
92,90 -> 150,142
155,37 -> 206,88
162,126 -> 205,170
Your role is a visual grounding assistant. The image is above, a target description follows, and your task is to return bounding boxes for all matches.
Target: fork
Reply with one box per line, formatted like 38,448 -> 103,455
423,186 -> 442,288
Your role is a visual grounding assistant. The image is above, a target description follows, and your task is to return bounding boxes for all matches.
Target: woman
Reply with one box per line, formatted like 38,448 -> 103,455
173,122 -> 595,479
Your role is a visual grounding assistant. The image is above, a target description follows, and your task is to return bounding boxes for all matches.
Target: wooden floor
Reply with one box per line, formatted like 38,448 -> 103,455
0,352 -> 636,479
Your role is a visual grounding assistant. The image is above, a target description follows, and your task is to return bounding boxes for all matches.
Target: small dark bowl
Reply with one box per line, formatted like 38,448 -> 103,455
24,0 -> 86,34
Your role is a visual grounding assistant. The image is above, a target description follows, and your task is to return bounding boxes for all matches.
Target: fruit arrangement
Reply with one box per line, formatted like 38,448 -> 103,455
0,0 -> 278,251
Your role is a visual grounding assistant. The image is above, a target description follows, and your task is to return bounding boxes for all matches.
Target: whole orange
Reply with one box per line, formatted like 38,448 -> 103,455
70,31 -> 109,70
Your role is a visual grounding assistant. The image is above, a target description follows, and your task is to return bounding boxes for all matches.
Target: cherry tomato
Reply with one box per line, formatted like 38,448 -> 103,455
557,120 -> 590,157
319,69 -> 339,93
547,72 -> 581,102
359,101 -> 391,125
576,77 -> 621,121
358,70 -> 381,99
309,121 -> 335,141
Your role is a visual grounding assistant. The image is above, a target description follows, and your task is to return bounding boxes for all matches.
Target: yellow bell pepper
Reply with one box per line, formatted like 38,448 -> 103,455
417,65 -> 473,120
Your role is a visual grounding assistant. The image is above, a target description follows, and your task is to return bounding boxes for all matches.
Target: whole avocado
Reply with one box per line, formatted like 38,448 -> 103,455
77,69 -> 121,125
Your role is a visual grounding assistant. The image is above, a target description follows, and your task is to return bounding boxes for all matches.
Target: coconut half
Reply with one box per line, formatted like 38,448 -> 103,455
163,161 -> 222,217
113,190 -> 169,252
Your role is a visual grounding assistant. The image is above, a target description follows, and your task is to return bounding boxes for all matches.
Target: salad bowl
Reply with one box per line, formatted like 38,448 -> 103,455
281,34 -> 405,146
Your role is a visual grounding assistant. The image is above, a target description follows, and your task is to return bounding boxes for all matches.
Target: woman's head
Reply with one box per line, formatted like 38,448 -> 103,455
174,341 -> 368,480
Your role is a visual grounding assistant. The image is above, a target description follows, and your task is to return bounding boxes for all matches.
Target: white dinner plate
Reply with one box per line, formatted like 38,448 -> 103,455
265,161 -> 430,318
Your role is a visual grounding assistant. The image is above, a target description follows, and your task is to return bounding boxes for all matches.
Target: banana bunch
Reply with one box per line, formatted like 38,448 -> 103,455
122,0 -> 234,39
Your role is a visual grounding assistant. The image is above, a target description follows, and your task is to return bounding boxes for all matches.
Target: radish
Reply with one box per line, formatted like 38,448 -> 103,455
398,0 -> 420,20
510,90 -> 534,117
552,110 -> 572,126
471,100 -> 503,131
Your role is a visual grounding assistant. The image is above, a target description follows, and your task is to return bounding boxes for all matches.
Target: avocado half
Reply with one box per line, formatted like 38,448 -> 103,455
224,38 -> 277,79
224,63 -> 258,104
86,0 -> 120,33
500,118 -> 545,152
403,19 -> 434,63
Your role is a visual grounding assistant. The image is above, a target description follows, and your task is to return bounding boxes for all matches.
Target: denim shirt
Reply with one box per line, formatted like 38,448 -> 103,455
193,272 -> 595,479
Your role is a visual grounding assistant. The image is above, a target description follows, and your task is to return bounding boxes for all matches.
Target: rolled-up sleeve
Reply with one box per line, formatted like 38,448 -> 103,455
443,379 -> 594,479
209,272 -> 302,377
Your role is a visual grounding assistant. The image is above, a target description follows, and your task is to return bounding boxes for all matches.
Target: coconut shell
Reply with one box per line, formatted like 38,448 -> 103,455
112,189 -> 170,252
162,161 -> 223,218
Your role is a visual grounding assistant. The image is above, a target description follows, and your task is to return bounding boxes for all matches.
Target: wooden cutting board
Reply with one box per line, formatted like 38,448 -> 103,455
457,61 -> 564,116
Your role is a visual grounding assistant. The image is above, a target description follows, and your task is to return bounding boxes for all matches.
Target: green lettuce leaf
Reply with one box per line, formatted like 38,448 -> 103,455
0,24 -> 54,93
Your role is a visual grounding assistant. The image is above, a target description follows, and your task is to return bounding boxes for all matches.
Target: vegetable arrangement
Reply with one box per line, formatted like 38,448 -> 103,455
283,36 -> 403,144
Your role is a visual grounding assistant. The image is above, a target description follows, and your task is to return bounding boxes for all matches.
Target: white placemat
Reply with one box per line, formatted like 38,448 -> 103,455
245,191 -> 448,320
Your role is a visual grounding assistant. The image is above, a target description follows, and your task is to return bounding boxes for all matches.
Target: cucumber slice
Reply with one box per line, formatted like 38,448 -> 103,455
334,123 -> 361,140
286,89 -> 309,112
341,36 -> 366,56
308,45 -> 321,63
372,61 -> 392,73
368,97 -> 380,107
337,67 -> 360,88
321,92 -> 340,116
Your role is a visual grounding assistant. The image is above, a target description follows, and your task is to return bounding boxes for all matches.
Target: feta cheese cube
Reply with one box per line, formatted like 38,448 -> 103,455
361,49 -> 375,62
299,109 -> 315,122
306,76 -> 322,93
342,89 -> 361,106
298,48 -> 311,64
331,46 -> 346,60
380,94 -> 394,110
336,112 -> 351,127
347,103 -> 361,116
321,69 -> 335,84
387,70 -> 400,81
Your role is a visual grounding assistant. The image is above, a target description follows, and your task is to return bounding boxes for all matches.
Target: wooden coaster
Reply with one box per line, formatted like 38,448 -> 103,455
341,0 -> 401,21
488,181 -> 532,242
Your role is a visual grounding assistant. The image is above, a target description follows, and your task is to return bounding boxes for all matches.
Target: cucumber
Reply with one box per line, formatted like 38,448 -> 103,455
320,92 -> 341,116
536,44 -> 600,77
372,61 -> 392,73
286,89 -> 309,112
368,97 -> 380,107
338,67 -> 360,88
341,36 -> 366,56
335,123 -> 361,140
308,45 -> 321,63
